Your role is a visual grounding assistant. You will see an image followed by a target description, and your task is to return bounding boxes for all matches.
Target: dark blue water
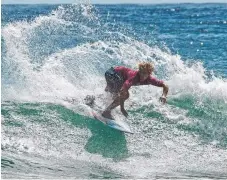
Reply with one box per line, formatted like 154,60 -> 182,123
2,4 -> 227,76
1,3 -> 227,179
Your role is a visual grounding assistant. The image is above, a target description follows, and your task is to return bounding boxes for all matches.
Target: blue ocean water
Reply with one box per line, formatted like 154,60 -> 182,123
1,2 -> 227,179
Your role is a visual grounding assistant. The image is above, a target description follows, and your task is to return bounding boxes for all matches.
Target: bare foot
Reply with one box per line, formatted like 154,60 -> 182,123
102,110 -> 114,120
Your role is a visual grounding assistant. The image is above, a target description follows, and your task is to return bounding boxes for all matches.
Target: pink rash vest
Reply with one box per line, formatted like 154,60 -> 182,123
114,66 -> 164,91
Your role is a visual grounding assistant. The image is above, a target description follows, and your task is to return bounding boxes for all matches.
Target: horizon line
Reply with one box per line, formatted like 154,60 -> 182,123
2,2 -> 227,4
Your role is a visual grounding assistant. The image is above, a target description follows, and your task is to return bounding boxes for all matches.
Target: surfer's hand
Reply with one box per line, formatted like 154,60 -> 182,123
121,108 -> 128,117
159,96 -> 167,104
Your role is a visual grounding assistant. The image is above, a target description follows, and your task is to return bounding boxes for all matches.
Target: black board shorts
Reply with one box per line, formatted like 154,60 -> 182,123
105,67 -> 124,93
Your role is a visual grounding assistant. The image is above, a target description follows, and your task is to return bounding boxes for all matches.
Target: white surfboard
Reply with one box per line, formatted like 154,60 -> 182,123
91,110 -> 133,134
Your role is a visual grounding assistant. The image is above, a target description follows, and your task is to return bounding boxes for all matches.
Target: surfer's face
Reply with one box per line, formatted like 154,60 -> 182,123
139,69 -> 151,81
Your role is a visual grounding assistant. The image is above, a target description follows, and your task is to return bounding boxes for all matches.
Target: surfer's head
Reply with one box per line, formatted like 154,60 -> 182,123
138,62 -> 154,81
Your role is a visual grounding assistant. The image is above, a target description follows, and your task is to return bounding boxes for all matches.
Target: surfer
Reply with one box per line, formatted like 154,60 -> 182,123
102,62 -> 169,119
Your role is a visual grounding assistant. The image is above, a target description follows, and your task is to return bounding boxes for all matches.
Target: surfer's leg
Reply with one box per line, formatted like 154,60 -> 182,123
102,91 -> 129,119
102,100 -> 119,119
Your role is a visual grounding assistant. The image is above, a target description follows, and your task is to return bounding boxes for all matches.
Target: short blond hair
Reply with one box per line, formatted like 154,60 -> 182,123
138,62 -> 154,73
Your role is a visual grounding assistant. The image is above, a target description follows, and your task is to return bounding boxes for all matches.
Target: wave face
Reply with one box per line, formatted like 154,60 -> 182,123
1,3 -> 227,179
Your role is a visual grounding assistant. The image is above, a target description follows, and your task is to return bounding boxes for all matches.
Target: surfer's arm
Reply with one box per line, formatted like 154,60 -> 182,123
118,79 -> 132,117
159,83 -> 169,103
161,83 -> 169,98
119,89 -> 129,117
147,77 -> 169,103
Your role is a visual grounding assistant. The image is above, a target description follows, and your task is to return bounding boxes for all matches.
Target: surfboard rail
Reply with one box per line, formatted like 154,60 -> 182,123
92,110 -> 133,134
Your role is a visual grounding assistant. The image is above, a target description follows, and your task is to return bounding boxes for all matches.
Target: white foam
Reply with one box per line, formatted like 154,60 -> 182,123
2,3 -> 227,178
